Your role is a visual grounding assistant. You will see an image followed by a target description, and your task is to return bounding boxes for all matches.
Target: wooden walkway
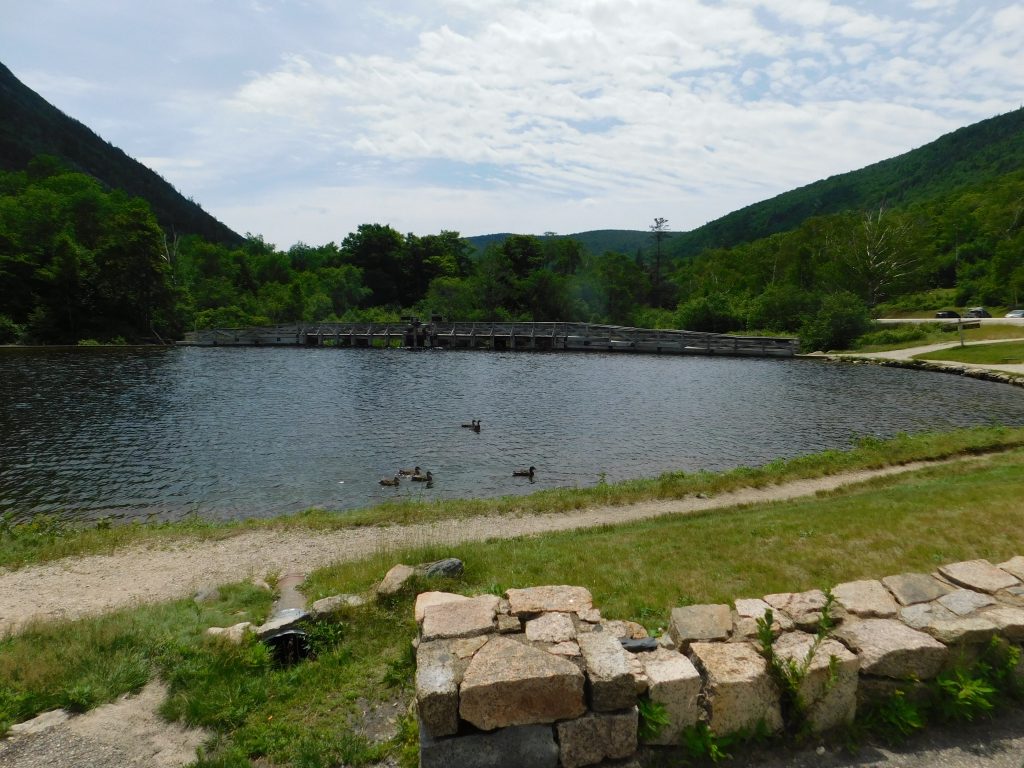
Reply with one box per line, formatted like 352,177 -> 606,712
182,322 -> 798,358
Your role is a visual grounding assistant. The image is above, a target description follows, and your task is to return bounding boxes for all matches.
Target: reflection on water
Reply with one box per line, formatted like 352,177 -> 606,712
1,346 -> 1022,523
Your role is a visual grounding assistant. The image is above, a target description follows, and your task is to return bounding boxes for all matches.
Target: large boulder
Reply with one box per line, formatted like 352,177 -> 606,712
459,636 -> 586,730
377,563 -> 416,596
416,640 -> 464,737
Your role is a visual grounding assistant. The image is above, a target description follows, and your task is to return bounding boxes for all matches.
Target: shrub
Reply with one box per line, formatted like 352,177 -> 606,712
799,292 -> 871,352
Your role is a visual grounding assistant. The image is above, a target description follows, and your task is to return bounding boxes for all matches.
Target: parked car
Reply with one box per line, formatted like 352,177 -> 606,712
1005,309 -> 1024,318
935,310 -> 960,318
965,307 -> 992,318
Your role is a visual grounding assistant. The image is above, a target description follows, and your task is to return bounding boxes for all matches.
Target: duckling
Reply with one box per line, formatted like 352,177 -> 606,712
411,470 -> 433,482
512,466 -> 536,478
398,466 -> 421,476
379,476 -> 400,487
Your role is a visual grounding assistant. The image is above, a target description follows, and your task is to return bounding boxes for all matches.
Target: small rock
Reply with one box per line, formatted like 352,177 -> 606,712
938,559 -> 1020,594
206,621 -> 253,644
414,591 -> 469,623
763,590 -> 830,631
547,641 -> 582,657
668,604 -> 732,649
310,593 -> 366,617
506,585 -> 593,615
251,577 -> 273,591
832,579 -> 899,618
416,557 -> 465,579
601,619 -> 648,640
497,614 -> 522,634
937,589 -> 997,617
882,573 -> 952,606
193,586 -> 221,604
377,563 -> 416,596
421,594 -> 500,641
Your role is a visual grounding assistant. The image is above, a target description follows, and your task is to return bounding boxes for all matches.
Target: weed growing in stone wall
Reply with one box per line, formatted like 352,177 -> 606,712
679,722 -> 731,763
755,590 -> 840,739
861,689 -> 926,744
637,696 -> 670,742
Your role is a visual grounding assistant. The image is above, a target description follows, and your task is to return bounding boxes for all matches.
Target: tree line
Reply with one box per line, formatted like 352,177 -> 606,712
2,156 -> 1022,351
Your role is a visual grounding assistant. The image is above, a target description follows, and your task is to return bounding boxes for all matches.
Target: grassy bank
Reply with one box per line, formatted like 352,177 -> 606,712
851,323 -> 1024,353
2,445 -> 1024,765
4,425 -> 1024,570
916,340 -> 1024,365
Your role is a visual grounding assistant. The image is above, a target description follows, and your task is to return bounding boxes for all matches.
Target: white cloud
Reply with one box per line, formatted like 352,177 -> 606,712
3,0 -> 1023,246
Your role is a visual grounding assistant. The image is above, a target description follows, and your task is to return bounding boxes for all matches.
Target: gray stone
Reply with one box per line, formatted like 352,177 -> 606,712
832,580 -> 899,618
419,723 -> 559,768
997,556 -> 1024,581
416,557 -> 465,578
689,641 -> 783,736
377,563 -> 416,596
546,641 -> 581,657
833,618 -> 947,679
416,640 -> 463,737
578,607 -> 603,623
8,709 -> 70,736
899,603 -> 997,645
980,604 -> 1024,641
640,648 -> 701,745
763,590 -> 830,631
525,612 -> 576,643
668,604 -> 732,649
881,573 -> 952,606
497,614 -> 522,634
936,589 -> 997,616
459,636 -> 586,729
506,585 -> 593,615
415,591 -> 469,623
601,619 -> 648,639
732,598 -> 793,639
578,630 -> 636,711
772,632 -> 859,733
205,621 -> 253,644
556,709 -> 638,768
421,594 -> 499,641
193,586 -> 221,604
310,593 -> 366,617
939,559 -> 1021,594
256,608 -> 308,639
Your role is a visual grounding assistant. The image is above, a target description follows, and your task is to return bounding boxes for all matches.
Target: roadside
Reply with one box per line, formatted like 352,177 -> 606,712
0,456 -> 985,635
836,336 -> 1024,376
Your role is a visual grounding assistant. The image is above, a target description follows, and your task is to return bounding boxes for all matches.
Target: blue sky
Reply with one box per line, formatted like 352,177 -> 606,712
3,0 -> 1022,248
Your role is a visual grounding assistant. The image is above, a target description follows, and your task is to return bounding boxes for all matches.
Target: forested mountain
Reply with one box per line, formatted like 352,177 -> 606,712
664,108 -> 1024,260
1,64 -> 1021,354
0,62 -> 241,245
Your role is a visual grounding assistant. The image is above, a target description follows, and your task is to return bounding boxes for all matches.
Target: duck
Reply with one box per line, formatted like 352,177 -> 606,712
472,420 -> 481,433
411,470 -> 433,482
461,419 -> 478,429
379,476 -> 400,487
398,466 -> 421,476
512,466 -> 536,478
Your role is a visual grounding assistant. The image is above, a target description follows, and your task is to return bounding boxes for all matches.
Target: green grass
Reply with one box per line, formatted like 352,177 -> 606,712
4,448 -> 1024,765
915,340 -> 1024,365
851,324 -> 1024,353
5,426 -> 1024,571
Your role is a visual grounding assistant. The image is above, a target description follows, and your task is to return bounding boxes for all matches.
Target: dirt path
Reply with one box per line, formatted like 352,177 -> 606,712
845,336 -> 1024,375
0,458 -> 966,635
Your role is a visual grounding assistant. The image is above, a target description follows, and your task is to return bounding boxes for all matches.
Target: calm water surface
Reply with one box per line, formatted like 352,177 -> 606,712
1,347 -> 1022,523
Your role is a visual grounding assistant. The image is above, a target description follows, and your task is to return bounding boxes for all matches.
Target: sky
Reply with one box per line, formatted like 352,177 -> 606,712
2,1 -> 1023,249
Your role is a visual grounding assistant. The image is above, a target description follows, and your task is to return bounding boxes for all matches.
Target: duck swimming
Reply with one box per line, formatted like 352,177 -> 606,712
379,476 -> 400,487
398,466 -> 421,476
411,470 -> 433,482
512,466 -> 536,478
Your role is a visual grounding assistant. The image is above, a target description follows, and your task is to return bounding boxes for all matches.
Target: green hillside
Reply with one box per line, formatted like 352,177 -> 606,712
668,108 -> 1024,259
0,61 -> 241,245
466,229 -> 648,257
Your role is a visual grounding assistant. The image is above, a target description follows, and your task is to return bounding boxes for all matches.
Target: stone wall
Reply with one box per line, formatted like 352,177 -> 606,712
414,556 -> 1024,767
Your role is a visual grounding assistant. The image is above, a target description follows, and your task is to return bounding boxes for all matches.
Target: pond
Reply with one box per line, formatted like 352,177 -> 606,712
1,346 -> 1021,523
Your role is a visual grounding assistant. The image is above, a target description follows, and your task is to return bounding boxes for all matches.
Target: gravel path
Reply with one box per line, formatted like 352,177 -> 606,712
0,458 -> 962,635
846,336 -> 1024,376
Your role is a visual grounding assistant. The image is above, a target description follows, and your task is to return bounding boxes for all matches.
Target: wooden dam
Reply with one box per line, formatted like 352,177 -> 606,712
183,321 -> 798,358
